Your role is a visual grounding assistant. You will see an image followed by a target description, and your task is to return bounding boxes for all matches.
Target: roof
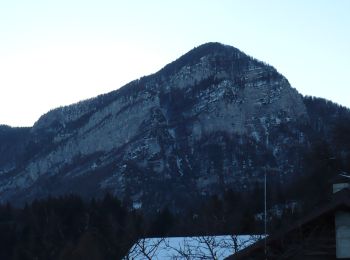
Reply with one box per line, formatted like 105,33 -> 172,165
328,173 -> 350,184
226,188 -> 350,259
124,234 -> 265,260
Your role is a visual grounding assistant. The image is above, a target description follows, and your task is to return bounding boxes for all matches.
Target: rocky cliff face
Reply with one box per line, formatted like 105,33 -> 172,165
0,43 -> 346,211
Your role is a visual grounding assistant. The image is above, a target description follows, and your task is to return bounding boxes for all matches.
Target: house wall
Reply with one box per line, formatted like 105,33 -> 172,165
335,211 -> 350,258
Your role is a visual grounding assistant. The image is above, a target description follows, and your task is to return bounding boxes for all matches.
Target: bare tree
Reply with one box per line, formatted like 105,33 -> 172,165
124,235 -> 263,259
123,237 -> 164,260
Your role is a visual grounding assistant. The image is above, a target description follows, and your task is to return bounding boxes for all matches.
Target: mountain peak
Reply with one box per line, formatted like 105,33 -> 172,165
0,43 -> 313,210
186,42 -> 238,56
154,42 -> 279,84
156,42 -> 241,76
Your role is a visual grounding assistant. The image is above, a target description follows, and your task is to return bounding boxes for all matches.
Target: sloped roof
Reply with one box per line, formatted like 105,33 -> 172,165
226,188 -> 350,259
124,234 -> 264,260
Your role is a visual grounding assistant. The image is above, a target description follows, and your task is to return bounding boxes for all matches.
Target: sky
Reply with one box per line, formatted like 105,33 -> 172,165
1,0 -> 349,127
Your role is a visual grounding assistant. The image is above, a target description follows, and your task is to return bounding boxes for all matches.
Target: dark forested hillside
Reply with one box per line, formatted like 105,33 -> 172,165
0,190 -> 300,260
0,195 -> 141,260
0,95 -> 349,260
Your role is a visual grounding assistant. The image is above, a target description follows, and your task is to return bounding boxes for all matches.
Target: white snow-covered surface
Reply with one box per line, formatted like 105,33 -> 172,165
124,235 -> 264,259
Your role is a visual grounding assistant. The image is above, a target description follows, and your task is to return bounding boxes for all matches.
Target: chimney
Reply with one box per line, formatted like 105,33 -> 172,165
333,182 -> 350,194
332,174 -> 350,258
332,175 -> 350,194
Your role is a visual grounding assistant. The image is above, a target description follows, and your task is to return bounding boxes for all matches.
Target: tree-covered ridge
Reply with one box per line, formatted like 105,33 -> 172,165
0,194 -> 140,260
0,190 -> 300,260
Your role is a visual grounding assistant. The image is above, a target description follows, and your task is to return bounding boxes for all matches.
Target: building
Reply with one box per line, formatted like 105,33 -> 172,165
226,175 -> 350,259
124,234 -> 264,259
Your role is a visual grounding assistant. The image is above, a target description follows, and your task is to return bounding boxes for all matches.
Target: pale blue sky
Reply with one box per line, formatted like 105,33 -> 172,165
1,0 -> 349,126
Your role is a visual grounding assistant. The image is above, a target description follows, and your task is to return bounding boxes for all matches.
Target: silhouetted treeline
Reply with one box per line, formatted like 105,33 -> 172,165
0,188 -> 302,260
0,194 -> 143,260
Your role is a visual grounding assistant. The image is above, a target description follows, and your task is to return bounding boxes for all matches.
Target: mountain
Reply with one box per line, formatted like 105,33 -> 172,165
1,42 -> 350,211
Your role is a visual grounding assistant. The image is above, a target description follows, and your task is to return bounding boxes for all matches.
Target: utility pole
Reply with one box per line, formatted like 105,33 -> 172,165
264,168 -> 267,259
262,166 -> 284,259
